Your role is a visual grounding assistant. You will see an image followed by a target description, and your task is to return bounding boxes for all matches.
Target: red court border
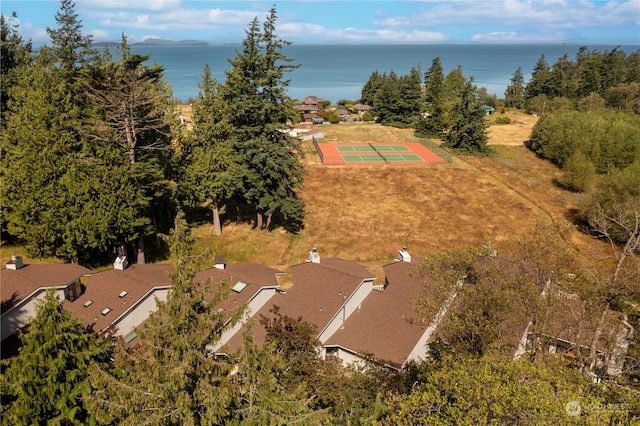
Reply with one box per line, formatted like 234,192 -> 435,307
317,142 -> 448,166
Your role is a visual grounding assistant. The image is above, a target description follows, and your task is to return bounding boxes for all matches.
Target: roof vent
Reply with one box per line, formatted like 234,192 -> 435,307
395,247 -> 411,263
6,254 -> 24,270
215,256 -> 225,269
307,247 -> 320,264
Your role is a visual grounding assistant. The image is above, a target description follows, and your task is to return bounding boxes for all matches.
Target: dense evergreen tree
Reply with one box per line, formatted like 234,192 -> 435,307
181,64 -> 239,236
360,70 -> 383,106
523,54 -> 552,111
440,65 -> 467,128
0,0 -> 107,262
442,78 -> 490,154
523,47 -> 640,113
84,36 -> 177,263
46,0 -> 94,97
504,66 -> 525,109
395,66 -> 423,127
373,71 -> 401,125
87,212 -> 243,424
416,57 -> 445,137
231,323 -> 328,424
0,12 -> 32,127
0,290 -> 113,425
1,49 -> 83,259
224,7 -> 305,232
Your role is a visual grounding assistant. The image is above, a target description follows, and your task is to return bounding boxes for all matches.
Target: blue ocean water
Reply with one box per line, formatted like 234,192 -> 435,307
131,44 -> 638,104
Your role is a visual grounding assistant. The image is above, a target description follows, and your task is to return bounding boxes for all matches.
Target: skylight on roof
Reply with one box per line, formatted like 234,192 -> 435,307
232,281 -> 248,293
83,300 -> 94,307
101,308 -> 112,316
119,291 -> 128,298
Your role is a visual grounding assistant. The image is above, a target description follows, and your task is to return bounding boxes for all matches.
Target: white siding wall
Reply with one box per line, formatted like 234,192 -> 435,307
213,287 -> 277,351
111,288 -> 170,337
317,279 -> 373,343
324,346 -> 367,370
1,288 -> 67,341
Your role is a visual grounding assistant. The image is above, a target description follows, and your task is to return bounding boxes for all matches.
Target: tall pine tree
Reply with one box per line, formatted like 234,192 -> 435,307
224,7 -> 305,232
417,57 -> 445,137
87,212 -> 244,424
504,66 -> 525,109
181,64 -> 239,236
443,78 -> 490,155
0,290 -> 113,425
84,35 -> 177,263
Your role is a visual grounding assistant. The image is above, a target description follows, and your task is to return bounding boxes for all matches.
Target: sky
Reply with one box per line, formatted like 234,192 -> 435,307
2,0 -> 639,46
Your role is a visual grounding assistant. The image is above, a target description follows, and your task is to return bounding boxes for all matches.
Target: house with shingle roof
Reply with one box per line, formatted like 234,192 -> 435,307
193,258 -> 285,350
1,256 -> 92,343
63,262 -> 174,341
352,103 -> 372,115
513,290 -> 634,377
294,96 -> 325,121
224,248 -> 377,353
323,248 -> 461,370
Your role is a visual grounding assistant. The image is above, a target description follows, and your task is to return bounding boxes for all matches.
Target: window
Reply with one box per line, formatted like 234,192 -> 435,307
232,281 -> 248,293
119,291 -> 128,298
83,300 -> 94,307
101,307 -> 112,316
124,333 -> 138,344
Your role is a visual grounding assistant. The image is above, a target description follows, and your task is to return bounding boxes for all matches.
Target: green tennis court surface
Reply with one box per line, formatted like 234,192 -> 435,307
336,145 -> 411,153
342,153 -> 424,163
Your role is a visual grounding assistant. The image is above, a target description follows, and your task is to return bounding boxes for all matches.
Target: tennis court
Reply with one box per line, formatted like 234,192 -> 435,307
336,144 -> 411,153
315,142 -> 449,166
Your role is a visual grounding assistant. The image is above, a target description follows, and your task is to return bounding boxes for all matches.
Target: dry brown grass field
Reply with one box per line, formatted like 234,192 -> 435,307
191,109 -> 606,278
1,109 -> 605,277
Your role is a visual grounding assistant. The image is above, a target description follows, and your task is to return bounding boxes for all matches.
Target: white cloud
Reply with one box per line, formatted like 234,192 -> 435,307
376,0 -> 639,28
470,30 -> 573,44
78,0 -> 183,12
85,4 -> 262,33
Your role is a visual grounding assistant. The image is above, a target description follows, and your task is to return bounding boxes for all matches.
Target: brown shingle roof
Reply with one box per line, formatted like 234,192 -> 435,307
1,263 -> 92,310
325,259 -> 427,369
194,263 -> 284,314
225,258 -> 376,352
63,264 -> 173,333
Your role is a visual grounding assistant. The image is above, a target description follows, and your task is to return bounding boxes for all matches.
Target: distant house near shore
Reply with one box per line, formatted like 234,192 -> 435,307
295,96 -> 325,122
352,103 -> 371,115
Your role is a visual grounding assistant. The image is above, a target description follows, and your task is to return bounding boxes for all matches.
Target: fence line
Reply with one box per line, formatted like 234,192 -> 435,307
312,136 -> 324,164
416,138 -> 454,164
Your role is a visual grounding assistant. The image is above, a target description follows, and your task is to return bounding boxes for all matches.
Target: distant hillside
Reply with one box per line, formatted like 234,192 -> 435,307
94,38 -> 209,47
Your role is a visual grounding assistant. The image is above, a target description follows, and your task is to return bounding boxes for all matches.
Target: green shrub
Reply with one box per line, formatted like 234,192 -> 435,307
361,112 -> 374,122
328,113 -> 340,124
494,116 -> 511,124
559,150 -> 596,192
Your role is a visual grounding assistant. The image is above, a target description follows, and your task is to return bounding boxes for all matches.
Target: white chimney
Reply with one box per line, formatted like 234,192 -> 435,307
6,254 -> 24,270
114,255 -> 128,270
215,256 -> 226,269
307,247 -> 320,264
395,247 -> 411,263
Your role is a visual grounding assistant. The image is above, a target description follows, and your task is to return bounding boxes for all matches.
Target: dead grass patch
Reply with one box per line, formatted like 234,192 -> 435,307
487,110 -> 538,146
195,119 -> 605,278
